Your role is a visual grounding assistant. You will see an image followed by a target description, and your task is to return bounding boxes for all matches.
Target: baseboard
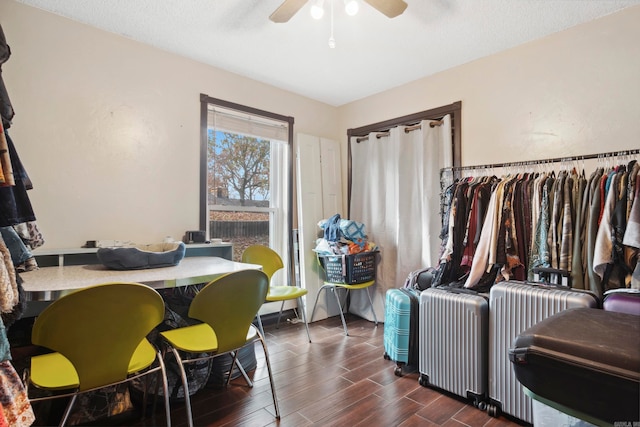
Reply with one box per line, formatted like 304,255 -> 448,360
259,309 -> 298,326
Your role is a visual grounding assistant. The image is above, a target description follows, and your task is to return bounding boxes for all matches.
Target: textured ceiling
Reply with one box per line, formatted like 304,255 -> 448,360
15,0 -> 640,106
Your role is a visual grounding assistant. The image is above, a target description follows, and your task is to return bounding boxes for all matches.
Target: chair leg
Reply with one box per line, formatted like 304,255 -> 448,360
332,287 -> 349,336
228,352 -> 253,388
365,286 -> 379,325
310,285 -> 324,322
58,393 -> 78,427
310,284 -> 331,322
256,332 -> 280,419
337,288 -> 350,313
226,351 -> 239,387
142,366 -> 167,424
311,284 -> 349,336
275,301 -> 285,329
156,350 -> 172,427
169,347 -> 194,427
255,313 -> 266,338
298,296 -> 312,343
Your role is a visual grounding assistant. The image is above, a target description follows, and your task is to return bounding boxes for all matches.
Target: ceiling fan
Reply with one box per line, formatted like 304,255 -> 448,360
269,0 -> 408,23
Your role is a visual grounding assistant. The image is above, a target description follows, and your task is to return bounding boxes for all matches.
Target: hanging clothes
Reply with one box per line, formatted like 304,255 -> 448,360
463,184 -> 501,289
0,131 -> 34,227
583,168 -> 602,293
559,170 -> 574,271
548,171 -> 565,269
593,167 -> 627,293
438,151 -> 638,295
0,360 -> 35,427
511,175 -> 530,281
0,25 -> 37,427
460,180 -> 492,271
571,171 -> 587,289
623,173 -> 640,288
529,175 -> 553,277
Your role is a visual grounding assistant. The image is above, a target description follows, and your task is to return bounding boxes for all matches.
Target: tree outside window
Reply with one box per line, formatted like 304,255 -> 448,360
209,132 -> 270,206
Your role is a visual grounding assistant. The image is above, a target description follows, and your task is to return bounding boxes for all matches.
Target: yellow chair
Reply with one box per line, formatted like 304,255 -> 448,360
241,245 -> 311,342
25,282 -> 171,427
310,254 -> 379,336
160,269 -> 280,427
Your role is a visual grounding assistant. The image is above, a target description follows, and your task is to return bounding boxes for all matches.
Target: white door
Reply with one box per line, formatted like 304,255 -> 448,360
295,134 -> 343,321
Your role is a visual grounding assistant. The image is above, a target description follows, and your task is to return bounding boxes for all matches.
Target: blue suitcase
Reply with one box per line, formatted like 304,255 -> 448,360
383,288 -> 419,376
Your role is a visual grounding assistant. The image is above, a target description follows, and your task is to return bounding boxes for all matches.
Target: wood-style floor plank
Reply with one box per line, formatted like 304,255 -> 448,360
55,314 -> 528,427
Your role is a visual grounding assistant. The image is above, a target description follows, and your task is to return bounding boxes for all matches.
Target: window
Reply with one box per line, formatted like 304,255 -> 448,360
200,95 -> 294,277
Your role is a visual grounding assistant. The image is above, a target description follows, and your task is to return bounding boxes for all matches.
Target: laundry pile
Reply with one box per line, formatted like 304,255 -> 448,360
313,213 -> 377,256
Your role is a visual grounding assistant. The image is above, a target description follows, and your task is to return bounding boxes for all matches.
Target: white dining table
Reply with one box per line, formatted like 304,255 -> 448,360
20,256 -> 262,302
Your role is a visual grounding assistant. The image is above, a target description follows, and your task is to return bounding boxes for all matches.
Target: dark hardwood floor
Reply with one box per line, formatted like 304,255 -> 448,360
101,314 -> 527,427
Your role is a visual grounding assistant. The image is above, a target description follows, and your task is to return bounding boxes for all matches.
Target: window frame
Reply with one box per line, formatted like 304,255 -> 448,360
199,94 -> 295,283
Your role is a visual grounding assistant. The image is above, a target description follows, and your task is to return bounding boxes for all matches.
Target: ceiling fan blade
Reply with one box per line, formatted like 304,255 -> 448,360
269,0 -> 309,23
363,0 -> 408,18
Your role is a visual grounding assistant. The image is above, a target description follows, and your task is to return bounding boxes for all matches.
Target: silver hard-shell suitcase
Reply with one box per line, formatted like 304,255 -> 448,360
487,281 -> 598,423
418,287 -> 489,408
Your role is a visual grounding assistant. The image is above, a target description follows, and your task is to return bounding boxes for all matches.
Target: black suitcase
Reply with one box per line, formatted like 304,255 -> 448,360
509,307 -> 640,425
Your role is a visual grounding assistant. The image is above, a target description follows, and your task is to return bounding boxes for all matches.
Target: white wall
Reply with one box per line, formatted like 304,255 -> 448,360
338,5 -> 640,169
0,0 -> 339,248
2,0 -> 639,249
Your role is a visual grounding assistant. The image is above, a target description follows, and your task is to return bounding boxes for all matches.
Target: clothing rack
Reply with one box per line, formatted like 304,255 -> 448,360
443,148 -> 639,172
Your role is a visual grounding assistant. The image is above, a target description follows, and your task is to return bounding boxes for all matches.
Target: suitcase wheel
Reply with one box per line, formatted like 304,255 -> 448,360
418,374 -> 428,387
383,352 -> 391,361
394,365 -> 403,376
486,403 -> 500,418
467,392 -> 487,411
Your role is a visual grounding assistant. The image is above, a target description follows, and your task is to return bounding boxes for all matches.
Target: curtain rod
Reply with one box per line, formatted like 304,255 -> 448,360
354,120 -> 443,143
443,149 -> 640,172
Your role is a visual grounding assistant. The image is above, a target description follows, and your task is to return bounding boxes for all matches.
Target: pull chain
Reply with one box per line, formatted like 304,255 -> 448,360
328,0 -> 336,48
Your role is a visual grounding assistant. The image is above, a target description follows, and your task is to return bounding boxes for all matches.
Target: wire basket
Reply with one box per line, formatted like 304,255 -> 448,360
319,251 -> 378,284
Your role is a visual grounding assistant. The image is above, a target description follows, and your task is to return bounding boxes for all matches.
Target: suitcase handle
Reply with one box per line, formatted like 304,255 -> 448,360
508,348 -> 528,365
532,267 -> 571,277
532,267 -> 571,287
524,280 -> 571,291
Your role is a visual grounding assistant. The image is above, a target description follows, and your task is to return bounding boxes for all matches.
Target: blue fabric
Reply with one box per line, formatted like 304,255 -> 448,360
340,220 -> 366,242
0,226 -> 32,265
323,213 -> 342,242
0,317 -> 10,362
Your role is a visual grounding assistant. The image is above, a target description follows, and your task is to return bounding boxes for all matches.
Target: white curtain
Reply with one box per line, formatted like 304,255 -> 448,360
348,115 -> 453,321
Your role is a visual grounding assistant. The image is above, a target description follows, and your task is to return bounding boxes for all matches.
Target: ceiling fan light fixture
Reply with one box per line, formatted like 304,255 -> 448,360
344,0 -> 359,16
310,0 -> 325,19
269,0 -> 407,23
